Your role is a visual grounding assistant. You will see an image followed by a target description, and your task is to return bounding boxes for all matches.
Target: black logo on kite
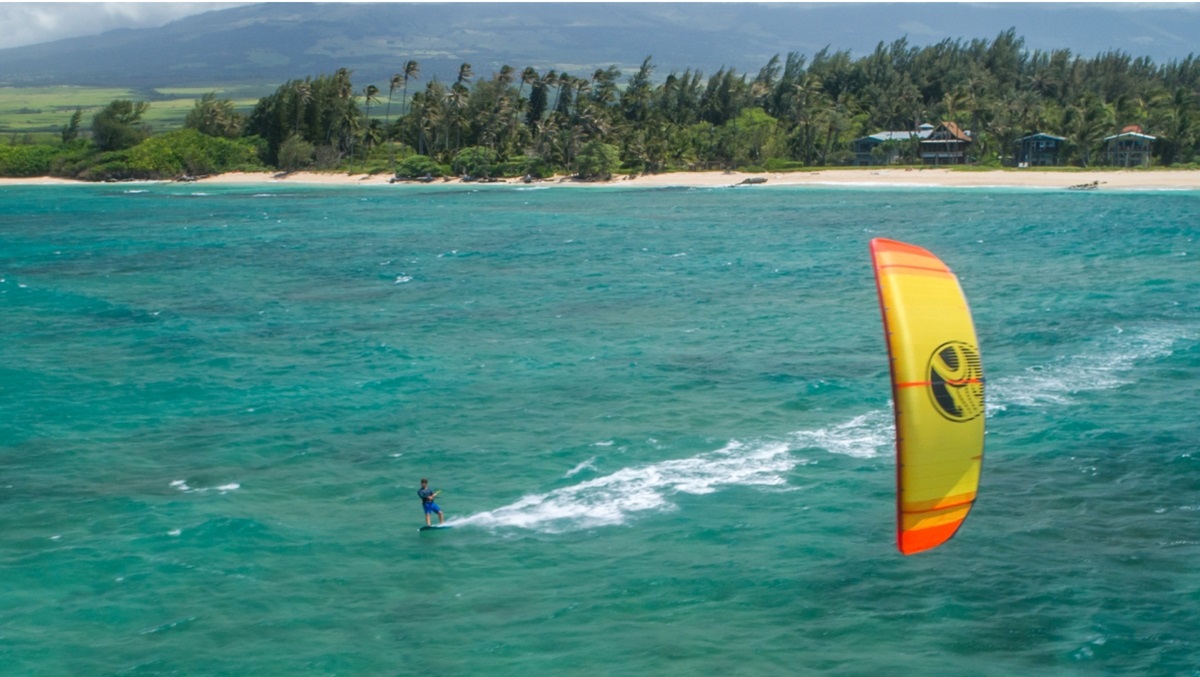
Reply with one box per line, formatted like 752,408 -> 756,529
927,341 -> 984,422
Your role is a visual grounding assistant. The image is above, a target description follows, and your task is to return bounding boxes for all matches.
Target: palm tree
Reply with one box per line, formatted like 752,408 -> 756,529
326,68 -> 354,149
448,82 -> 470,153
542,70 -> 560,114
336,107 -> 361,169
553,73 -> 573,116
456,62 -> 474,86
1064,96 -> 1114,166
518,67 -> 539,100
590,66 -> 621,107
333,68 -> 353,100
360,84 -> 380,170
293,81 -> 312,134
789,74 -> 823,164
1148,86 -> 1195,165
384,73 -> 403,168
362,84 -> 380,121
186,92 -> 243,138
402,60 -> 421,118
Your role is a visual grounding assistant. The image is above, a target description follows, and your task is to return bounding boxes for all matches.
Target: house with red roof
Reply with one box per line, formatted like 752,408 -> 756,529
1103,125 -> 1156,167
919,122 -> 973,165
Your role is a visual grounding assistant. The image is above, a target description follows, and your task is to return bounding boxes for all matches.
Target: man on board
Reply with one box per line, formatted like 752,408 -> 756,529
418,478 -> 444,526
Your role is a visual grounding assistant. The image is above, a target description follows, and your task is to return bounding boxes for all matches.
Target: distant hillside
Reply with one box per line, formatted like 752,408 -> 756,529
1,3 -> 1198,90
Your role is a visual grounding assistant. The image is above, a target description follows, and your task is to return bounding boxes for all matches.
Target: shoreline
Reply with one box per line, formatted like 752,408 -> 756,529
2,168 -> 1198,191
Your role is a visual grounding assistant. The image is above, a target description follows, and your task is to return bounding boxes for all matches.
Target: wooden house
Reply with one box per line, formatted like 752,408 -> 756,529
1014,133 -> 1066,167
851,124 -> 934,166
1103,125 -> 1156,167
919,122 -> 972,165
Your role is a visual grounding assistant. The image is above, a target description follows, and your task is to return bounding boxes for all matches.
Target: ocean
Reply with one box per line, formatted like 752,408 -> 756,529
1,181 -> 1197,675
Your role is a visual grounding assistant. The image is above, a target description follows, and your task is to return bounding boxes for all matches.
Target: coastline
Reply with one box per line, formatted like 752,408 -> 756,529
1,168 -> 1198,191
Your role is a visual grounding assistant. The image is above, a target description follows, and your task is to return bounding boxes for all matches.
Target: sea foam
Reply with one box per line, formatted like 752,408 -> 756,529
987,325 -> 1191,410
452,409 -> 895,533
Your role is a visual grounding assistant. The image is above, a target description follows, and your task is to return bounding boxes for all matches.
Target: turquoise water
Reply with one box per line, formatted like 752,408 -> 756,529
2,182 -> 1198,675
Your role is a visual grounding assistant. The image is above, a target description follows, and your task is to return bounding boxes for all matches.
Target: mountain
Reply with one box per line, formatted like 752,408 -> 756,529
1,3 -> 1198,90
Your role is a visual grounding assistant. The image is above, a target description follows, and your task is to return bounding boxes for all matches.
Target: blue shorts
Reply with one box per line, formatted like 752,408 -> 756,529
423,501 -> 441,514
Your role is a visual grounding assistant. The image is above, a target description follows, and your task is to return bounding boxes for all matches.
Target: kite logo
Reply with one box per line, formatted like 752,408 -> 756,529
927,341 -> 984,422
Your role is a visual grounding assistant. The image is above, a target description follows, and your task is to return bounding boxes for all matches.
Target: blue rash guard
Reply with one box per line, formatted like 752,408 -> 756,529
418,487 -> 440,514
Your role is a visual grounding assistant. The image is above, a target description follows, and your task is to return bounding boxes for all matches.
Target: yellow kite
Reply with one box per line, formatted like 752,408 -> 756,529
870,239 -> 985,555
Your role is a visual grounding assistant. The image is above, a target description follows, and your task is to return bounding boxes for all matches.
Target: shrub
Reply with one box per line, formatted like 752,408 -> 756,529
575,140 -> 621,180
764,158 -> 806,172
0,143 -> 59,177
313,144 -> 340,170
92,100 -> 151,152
48,142 -> 97,178
394,154 -> 443,179
124,129 -> 264,178
453,146 -> 497,178
495,156 -> 553,179
78,151 -> 135,181
278,133 -> 315,172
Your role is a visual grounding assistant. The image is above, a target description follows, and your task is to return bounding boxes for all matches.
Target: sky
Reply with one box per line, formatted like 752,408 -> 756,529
0,2 -> 246,50
0,1 -> 1195,53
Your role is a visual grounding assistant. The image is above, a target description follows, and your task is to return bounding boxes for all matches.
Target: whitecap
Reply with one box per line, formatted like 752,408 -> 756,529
790,409 -> 893,459
564,457 -> 598,478
986,325 -> 1192,410
170,479 -> 239,494
452,420 -> 869,534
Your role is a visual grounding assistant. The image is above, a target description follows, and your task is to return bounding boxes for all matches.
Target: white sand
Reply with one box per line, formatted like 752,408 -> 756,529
4,168 -> 1197,190
193,168 -> 1200,190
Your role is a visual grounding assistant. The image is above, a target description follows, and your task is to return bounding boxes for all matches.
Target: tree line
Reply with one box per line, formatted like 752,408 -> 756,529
2,29 -> 1198,180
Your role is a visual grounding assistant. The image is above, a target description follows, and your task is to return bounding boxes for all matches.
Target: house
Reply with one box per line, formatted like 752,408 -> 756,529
1103,125 -> 1156,167
1014,133 -> 1066,167
919,122 -> 972,165
851,124 -> 934,166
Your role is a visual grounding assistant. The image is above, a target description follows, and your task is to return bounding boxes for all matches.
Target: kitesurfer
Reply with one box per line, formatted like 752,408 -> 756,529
418,478 -> 444,526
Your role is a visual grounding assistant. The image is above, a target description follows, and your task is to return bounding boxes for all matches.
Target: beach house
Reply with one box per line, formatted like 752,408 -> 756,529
1014,133 -> 1066,167
1103,125 -> 1156,167
851,123 -> 934,166
919,122 -> 973,165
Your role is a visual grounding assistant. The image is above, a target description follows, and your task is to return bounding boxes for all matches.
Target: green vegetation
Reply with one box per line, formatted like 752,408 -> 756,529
92,100 -> 151,151
0,85 -> 264,133
575,140 -> 622,180
2,30 -> 1199,181
393,154 -> 445,179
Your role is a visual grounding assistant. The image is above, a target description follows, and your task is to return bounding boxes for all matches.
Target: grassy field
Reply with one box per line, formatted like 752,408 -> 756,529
0,85 -> 270,135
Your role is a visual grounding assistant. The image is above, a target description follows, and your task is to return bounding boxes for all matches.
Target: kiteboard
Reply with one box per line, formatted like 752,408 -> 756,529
418,525 -> 451,532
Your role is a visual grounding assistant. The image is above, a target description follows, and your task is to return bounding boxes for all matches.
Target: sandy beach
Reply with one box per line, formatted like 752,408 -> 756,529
2,168 -> 1198,190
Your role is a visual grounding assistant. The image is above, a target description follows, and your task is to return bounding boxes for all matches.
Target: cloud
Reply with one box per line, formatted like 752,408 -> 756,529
0,3 -> 245,51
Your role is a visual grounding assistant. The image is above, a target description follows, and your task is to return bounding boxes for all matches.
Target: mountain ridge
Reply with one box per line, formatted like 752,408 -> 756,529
1,3 -> 1197,90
